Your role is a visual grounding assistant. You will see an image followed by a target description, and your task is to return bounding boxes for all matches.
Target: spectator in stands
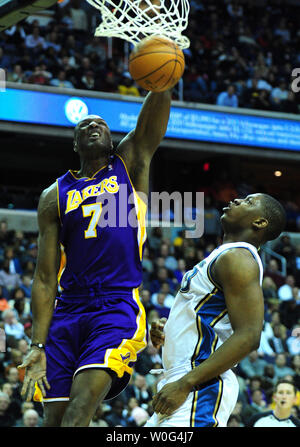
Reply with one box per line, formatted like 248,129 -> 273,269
6,64 -> 26,83
118,72 -> 140,97
239,350 -> 269,379
274,235 -> 296,272
250,89 -> 272,111
282,91 -> 299,114
44,30 -> 62,53
84,38 -> 106,67
0,293 -> 10,312
258,322 -> 275,359
25,26 -> 46,51
271,80 -> 289,109
0,392 -> 16,427
203,195 -> 221,236
70,0 -> 88,32
287,327 -> 300,356
280,298 -> 300,330
139,289 -> 154,315
124,374 -> 153,407
269,323 -> 289,355
19,273 -> 32,298
2,309 -> 24,340
273,353 -> 296,380
5,367 -> 22,402
50,70 -> 74,88
291,355 -> 300,391
4,247 -> 22,275
127,397 -> 149,426
216,84 -> 238,108
14,401 -> 34,427
150,266 -> 176,294
21,242 -> 37,269
105,399 -> 136,427
23,322 -> 32,345
262,277 -> 278,305
159,243 -> 177,272
174,258 -> 187,284
0,259 -> 22,292
0,47 -> 12,70
27,64 -> 52,86
151,281 -> 175,309
79,70 -> 96,90
152,292 -> 170,319
17,409 -> 41,427
241,388 -> 268,424
264,259 -> 285,288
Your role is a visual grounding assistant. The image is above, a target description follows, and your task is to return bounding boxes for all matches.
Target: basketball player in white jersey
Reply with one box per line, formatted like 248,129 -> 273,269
146,193 -> 286,427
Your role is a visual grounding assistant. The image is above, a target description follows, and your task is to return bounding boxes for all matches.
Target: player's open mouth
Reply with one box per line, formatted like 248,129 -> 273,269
223,202 -> 233,211
89,131 -> 101,139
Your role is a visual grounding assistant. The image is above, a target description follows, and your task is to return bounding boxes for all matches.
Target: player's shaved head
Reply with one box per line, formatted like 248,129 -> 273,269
259,194 -> 286,242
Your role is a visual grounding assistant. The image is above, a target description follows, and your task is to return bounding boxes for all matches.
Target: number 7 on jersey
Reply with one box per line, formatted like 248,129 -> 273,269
82,203 -> 102,238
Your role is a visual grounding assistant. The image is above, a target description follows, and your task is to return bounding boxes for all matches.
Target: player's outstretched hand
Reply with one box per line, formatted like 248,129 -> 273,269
150,317 -> 167,349
18,348 -> 50,401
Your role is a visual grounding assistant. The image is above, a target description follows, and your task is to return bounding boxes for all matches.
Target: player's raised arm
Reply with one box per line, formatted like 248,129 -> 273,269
152,248 -> 264,415
117,89 -> 172,160
18,183 -> 60,401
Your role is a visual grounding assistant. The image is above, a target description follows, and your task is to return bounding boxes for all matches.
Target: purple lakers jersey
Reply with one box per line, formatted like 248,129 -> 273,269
56,154 -> 147,297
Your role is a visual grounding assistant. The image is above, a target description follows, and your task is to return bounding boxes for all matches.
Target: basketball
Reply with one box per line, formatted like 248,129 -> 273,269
129,36 -> 185,93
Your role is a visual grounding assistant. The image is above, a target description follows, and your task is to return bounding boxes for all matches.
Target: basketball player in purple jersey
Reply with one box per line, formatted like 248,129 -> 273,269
18,90 -> 172,426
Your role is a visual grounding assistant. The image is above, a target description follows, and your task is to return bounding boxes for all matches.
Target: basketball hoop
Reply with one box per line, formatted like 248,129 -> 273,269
85,0 -> 190,49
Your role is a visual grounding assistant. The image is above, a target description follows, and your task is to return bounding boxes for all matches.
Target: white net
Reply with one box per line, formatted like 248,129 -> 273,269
85,0 -> 190,49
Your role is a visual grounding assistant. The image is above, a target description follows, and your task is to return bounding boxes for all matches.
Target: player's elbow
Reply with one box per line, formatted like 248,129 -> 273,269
246,328 -> 261,352
236,327 -> 261,354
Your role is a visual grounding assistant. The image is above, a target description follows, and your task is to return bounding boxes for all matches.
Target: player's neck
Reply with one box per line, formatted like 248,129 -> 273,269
222,232 -> 260,248
273,407 -> 291,420
77,157 -> 108,178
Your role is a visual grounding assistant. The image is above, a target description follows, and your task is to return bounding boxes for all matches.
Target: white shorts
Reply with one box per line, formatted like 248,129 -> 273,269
145,364 -> 239,427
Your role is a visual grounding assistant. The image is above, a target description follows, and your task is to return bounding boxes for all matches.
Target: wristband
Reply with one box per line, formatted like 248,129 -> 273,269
31,343 -> 45,350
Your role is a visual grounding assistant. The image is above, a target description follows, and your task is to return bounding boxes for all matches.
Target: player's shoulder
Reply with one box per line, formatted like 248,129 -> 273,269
38,182 -> 58,221
215,245 -> 259,273
40,181 -> 57,203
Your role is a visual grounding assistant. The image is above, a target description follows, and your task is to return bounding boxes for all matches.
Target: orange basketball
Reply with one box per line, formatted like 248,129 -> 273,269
129,36 -> 185,93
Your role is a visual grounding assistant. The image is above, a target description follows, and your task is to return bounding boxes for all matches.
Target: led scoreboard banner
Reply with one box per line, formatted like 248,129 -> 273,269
0,86 -> 300,153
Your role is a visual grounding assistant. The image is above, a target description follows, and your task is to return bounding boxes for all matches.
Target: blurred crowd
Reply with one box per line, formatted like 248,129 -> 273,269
0,197 -> 300,427
0,0 -> 299,113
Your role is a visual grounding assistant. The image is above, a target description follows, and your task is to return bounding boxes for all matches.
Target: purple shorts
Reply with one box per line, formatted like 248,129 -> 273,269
43,289 -> 147,402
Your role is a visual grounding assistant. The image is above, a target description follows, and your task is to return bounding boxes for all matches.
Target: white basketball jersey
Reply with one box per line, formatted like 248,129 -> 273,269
162,242 -> 264,371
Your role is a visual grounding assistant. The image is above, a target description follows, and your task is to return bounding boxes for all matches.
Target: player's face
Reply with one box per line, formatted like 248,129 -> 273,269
221,193 -> 264,228
273,383 -> 296,410
74,115 -> 113,158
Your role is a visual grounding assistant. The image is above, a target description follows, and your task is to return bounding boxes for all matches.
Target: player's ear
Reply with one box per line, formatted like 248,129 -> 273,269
73,138 -> 78,153
252,217 -> 268,231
